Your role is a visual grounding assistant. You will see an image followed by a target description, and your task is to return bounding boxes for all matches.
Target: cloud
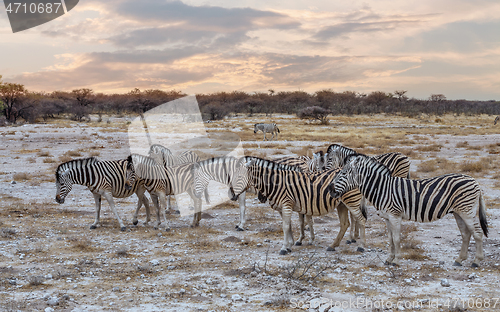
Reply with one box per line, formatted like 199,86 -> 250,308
114,0 -> 299,31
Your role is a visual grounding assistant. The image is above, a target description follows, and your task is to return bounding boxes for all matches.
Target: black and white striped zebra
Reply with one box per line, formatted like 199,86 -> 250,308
254,123 -> 280,141
272,152 -> 335,245
231,156 -> 367,254
324,144 -> 411,243
325,144 -> 411,178
328,154 -> 488,267
191,156 -> 252,231
127,154 -> 206,229
55,157 -> 150,231
148,144 -> 209,214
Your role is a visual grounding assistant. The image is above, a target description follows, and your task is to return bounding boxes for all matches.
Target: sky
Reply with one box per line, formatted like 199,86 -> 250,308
0,0 -> 499,100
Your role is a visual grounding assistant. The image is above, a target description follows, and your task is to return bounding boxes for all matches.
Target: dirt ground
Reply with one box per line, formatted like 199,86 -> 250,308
1,114 -> 500,312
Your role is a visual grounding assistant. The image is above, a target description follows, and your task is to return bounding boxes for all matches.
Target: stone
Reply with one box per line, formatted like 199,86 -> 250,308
440,279 -> 451,287
47,297 -> 59,306
232,294 -> 243,301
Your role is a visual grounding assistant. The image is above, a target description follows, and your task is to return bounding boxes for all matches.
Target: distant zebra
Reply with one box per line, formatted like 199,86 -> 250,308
495,116 -> 499,125
128,154 -> 206,229
231,156 -> 366,254
324,144 -> 411,243
328,154 -> 488,267
191,156 -> 251,231
254,123 -> 280,141
148,144 -> 209,214
55,157 -> 151,231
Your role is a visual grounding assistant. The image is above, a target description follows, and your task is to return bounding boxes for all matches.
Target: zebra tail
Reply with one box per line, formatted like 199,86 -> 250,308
204,188 -> 210,205
277,126 -> 280,133
360,197 -> 368,220
479,193 -> 488,237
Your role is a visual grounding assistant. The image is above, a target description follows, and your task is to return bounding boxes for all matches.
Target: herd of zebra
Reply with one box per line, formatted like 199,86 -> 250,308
55,143 -> 488,268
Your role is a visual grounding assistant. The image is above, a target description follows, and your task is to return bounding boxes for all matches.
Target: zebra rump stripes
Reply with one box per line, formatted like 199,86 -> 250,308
55,157 -> 150,231
328,154 -> 488,267
254,123 -> 280,141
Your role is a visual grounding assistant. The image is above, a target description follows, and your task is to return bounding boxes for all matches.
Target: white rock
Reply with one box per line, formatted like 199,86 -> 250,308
45,308 -> 54,312
47,297 -> 59,306
232,294 -> 243,301
440,279 -> 451,287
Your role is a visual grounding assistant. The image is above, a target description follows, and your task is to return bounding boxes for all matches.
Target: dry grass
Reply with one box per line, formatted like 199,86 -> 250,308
415,144 -> 442,152
43,158 -> 56,163
460,158 -> 491,173
89,151 -> 100,157
13,172 -> 30,181
68,236 -> 96,252
37,150 -> 52,157
65,150 -> 82,157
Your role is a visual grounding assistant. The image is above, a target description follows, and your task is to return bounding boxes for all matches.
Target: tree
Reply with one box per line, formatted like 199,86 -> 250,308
0,82 -> 27,123
429,94 -> 446,102
394,90 -> 408,102
297,106 -> 331,124
72,88 -> 94,106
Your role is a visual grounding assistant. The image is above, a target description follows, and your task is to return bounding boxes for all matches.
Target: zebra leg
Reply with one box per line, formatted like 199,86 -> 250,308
142,193 -> 151,226
280,208 -> 294,255
347,212 -> 356,244
90,193 -> 102,229
157,193 -> 171,231
236,191 -> 246,231
386,214 -> 402,266
295,213 -> 305,246
327,203 -> 350,251
453,213 -> 471,266
307,215 -> 314,245
132,198 -> 142,226
101,191 -> 126,231
190,191 -> 202,228
150,193 -> 161,229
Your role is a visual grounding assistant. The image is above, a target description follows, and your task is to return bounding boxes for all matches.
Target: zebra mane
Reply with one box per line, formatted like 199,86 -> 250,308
347,153 -> 393,176
130,153 -> 159,166
326,143 -> 355,155
55,157 -> 100,181
245,156 -> 303,172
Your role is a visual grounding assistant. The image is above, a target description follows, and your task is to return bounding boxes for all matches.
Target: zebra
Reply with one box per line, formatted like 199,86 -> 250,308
127,154 -> 206,229
271,152 -> 336,245
495,116 -> 499,125
148,144 -> 209,214
328,154 -> 488,267
324,144 -> 411,243
254,123 -> 280,141
55,157 -> 151,231
191,156 -> 252,231
231,156 -> 367,254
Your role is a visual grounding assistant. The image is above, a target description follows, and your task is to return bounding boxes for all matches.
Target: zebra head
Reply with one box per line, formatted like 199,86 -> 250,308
327,154 -> 362,199
55,167 -> 72,204
253,124 -> 259,133
325,143 -> 357,170
124,155 -> 136,191
312,151 -> 326,171
191,162 -> 208,199
230,157 -> 254,199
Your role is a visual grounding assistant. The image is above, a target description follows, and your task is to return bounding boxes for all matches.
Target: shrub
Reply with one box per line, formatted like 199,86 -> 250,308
297,106 -> 331,124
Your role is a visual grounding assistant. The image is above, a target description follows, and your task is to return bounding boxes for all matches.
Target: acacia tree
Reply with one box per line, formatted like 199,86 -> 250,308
0,82 -> 27,123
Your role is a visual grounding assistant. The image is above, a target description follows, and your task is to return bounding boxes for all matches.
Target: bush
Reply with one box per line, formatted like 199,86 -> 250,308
297,106 -> 331,124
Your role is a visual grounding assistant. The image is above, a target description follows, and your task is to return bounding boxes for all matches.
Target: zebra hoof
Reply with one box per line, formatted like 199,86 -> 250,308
173,210 -> 180,215
120,226 -> 126,232
346,240 -> 352,245
351,239 -> 357,243
384,261 -> 392,266
164,227 -> 171,232
132,220 -> 138,226
236,226 -> 244,231
90,225 -> 97,230
295,241 -> 302,246
326,247 -> 335,252
471,263 -> 479,268
279,250 -> 288,255
357,247 -> 365,252
453,261 -> 462,267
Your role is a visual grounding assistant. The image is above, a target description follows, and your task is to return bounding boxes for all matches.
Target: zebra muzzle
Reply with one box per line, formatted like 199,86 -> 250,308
55,195 -> 65,204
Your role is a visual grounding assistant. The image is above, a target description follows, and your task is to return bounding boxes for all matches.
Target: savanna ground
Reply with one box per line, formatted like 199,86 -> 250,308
1,113 -> 500,312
